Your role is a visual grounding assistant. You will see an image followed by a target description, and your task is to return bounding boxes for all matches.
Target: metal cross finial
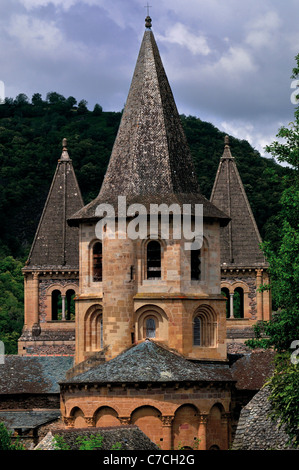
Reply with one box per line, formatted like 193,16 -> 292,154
144,3 -> 152,16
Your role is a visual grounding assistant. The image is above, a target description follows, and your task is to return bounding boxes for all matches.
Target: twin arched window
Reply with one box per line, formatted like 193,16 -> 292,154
51,288 -> 76,321
221,287 -> 244,318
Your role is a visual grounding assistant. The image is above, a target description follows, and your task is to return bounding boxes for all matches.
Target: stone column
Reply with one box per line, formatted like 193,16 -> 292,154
162,416 -> 174,450
229,293 -> 234,318
262,271 -> 272,321
256,269 -> 263,320
221,412 -> 230,450
198,413 -> 208,450
61,294 -> 66,321
31,272 -> 40,335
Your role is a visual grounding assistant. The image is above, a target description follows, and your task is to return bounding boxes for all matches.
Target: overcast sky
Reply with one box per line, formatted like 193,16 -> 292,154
1,0 -> 299,158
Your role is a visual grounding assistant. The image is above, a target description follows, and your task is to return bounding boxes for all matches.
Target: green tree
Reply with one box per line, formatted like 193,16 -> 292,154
0,422 -> 24,450
247,54 -> 299,447
0,256 -> 24,354
76,433 -> 104,450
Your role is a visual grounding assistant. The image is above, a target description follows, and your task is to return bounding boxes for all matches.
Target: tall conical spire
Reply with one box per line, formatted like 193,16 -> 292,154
210,136 -> 266,266
25,139 -> 84,269
69,22 -> 229,225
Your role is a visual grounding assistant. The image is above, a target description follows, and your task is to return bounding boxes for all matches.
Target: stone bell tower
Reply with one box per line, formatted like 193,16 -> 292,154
61,16 -> 234,452
19,139 -> 84,355
68,15 -> 230,364
210,136 -> 271,345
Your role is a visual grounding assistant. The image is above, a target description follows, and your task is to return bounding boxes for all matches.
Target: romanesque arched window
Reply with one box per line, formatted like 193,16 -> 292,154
146,240 -> 161,279
51,289 -> 62,320
93,242 -> 102,282
193,316 -> 201,345
193,305 -> 217,347
84,305 -> 103,352
66,289 -> 76,320
234,287 -> 244,318
221,288 -> 230,318
144,317 -> 156,338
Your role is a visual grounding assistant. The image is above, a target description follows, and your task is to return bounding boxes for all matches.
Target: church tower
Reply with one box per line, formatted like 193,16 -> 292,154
60,17 -> 234,450
210,136 -> 272,344
19,139 -> 84,355
68,15 -> 230,365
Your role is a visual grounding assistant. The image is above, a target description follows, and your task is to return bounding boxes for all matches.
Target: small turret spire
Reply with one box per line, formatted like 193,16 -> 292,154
221,135 -> 234,160
61,138 -> 70,160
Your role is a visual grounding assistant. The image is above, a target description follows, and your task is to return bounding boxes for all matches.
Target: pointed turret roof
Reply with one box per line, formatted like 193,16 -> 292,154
69,18 -> 229,226
210,136 -> 267,267
24,139 -> 84,270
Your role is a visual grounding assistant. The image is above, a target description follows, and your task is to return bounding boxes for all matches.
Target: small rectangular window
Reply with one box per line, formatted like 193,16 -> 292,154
93,242 -> 103,282
191,249 -> 201,281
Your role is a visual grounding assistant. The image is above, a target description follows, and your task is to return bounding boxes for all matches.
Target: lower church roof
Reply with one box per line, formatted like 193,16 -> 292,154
0,356 -> 74,395
62,340 -> 233,385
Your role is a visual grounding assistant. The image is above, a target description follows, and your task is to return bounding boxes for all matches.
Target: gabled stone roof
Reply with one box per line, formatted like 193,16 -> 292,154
35,426 -> 159,450
24,140 -> 84,270
61,340 -> 233,385
232,386 -> 296,450
210,137 -> 267,267
0,356 -> 74,394
230,349 -> 275,391
0,410 -> 60,431
69,26 -> 229,226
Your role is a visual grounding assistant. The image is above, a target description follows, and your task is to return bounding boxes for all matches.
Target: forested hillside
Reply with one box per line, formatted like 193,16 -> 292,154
0,92 -> 292,352
0,91 -> 290,258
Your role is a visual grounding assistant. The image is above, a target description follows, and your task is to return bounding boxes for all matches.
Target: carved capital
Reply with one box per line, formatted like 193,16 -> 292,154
162,415 -> 174,427
85,416 -> 96,427
118,417 -> 131,426
199,413 -> 208,425
63,416 -> 75,428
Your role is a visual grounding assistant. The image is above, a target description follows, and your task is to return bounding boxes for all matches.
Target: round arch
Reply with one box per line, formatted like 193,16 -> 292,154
221,281 -> 250,319
131,405 -> 163,447
94,406 -> 119,427
140,236 -> 167,281
135,304 -> 168,341
46,283 -> 78,322
69,406 -> 85,429
206,403 -> 228,451
192,304 -> 217,347
84,304 -> 103,352
173,404 -> 200,450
